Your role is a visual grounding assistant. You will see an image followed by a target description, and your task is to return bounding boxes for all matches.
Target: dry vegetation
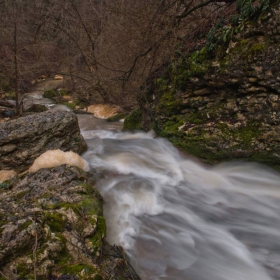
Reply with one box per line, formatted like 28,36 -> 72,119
0,0 -> 234,110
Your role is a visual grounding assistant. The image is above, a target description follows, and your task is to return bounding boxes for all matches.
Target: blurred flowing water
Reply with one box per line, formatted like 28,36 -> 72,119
78,115 -> 280,280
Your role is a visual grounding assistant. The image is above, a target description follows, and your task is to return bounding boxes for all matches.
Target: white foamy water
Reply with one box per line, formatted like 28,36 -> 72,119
78,115 -> 280,280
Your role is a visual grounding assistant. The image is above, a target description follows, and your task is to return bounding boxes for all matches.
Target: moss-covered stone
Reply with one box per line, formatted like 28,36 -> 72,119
107,113 -> 127,122
62,101 -> 76,110
26,104 -> 47,113
123,107 -> 142,131
0,180 -> 12,191
88,216 -> 106,255
0,165 -> 139,279
45,212 -> 66,232
43,89 -> 56,99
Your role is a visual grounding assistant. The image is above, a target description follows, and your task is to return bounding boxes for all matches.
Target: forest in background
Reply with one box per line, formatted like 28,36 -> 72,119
0,0 -> 237,111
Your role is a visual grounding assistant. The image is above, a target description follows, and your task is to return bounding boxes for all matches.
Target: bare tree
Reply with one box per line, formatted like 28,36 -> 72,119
0,0 -> 233,110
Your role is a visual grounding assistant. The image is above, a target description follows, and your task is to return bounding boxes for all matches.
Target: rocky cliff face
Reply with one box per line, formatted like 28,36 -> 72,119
124,1 -> 280,170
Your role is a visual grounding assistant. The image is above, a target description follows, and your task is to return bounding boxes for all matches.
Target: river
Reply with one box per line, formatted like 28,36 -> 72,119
78,114 -> 280,280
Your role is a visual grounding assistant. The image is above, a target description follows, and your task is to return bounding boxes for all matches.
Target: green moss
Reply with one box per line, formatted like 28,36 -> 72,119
107,113 -> 127,122
168,48 -> 211,91
0,180 -> 12,190
160,116 -> 184,137
17,262 -> 33,279
171,137 -> 228,163
43,89 -> 56,99
15,190 -> 28,199
55,238 -> 72,266
248,42 -> 266,55
79,183 -> 102,199
251,152 -> 280,172
235,125 -> 261,145
45,213 -> 66,232
52,234 -> 103,280
58,88 -> 69,96
18,221 -> 32,231
156,90 -> 184,116
88,216 -> 106,254
123,108 -> 142,131
62,101 -> 76,110
167,122 -> 269,167
54,201 -> 80,215
40,192 -> 52,199
26,104 -> 47,112
229,38 -> 252,59
77,196 -> 102,216
187,112 -> 207,124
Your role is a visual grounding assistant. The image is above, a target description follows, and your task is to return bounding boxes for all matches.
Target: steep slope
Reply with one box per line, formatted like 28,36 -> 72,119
124,0 -> 280,170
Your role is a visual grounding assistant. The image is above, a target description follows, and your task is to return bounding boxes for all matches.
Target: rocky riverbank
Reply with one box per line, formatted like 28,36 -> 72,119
0,111 -> 139,280
124,0 -> 280,171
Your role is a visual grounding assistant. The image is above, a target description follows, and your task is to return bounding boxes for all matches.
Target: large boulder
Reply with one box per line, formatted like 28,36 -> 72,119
0,111 -> 87,172
0,165 -> 139,279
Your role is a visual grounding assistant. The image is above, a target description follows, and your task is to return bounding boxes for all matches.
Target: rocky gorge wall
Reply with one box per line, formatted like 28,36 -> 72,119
124,0 -> 280,170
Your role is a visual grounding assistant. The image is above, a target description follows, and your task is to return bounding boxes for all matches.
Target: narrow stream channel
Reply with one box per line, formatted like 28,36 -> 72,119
78,114 -> 280,280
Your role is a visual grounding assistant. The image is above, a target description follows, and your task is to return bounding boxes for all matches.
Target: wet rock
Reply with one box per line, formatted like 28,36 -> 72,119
126,4 -> 280,170
0,165 -> 139,280
20,91 -> 55,111
0,111 -> 87,171
26,104 -> 48,113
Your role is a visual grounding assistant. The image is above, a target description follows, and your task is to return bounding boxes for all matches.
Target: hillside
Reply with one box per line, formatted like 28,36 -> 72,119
124,0 -> 280,170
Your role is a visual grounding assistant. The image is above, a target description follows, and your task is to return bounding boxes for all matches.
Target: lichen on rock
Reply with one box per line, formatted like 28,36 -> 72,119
0,165 -> 139,280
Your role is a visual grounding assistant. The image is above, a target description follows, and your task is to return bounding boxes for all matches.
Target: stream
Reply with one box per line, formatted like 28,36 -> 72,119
78,114 -> 280,280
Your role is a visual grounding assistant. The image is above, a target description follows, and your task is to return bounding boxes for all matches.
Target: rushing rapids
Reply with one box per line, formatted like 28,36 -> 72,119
78,115 -> 280,280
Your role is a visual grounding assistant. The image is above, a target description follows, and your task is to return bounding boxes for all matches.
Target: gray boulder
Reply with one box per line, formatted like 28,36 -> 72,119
0,111 -> 87,171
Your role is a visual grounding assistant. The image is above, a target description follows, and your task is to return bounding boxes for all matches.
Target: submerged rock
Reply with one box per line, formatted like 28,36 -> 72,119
0,111 -> 87,172
0,165 -> 139,280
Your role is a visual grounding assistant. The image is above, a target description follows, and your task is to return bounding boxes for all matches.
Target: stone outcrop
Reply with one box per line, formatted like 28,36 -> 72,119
0,165 -> 139,280
124,1 -> 280,170
0,111 -> 87,172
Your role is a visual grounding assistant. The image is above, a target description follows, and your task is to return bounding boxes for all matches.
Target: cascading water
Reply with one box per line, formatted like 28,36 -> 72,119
78,115 -> 280,280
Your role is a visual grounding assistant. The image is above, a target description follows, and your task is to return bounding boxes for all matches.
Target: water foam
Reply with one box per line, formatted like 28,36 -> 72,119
79,118 -> 280,280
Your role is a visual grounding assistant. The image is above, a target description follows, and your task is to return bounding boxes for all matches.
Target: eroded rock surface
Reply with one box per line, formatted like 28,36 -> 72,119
0,165 -> 139,280
0,111 -> 87,171
124,2 -> 280,170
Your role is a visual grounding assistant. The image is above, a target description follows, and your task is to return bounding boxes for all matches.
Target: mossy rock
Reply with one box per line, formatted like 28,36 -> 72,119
43,89 -> 57,99
107,113 -> 127,122
26,104 -> 47,112
0,180 -> 12,191
0,165 -> 140,279
123,108 -> 142,131
62,101 -> 76,110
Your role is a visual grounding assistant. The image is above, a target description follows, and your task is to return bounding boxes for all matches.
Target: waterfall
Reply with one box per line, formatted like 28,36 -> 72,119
79,115 -> 280,280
